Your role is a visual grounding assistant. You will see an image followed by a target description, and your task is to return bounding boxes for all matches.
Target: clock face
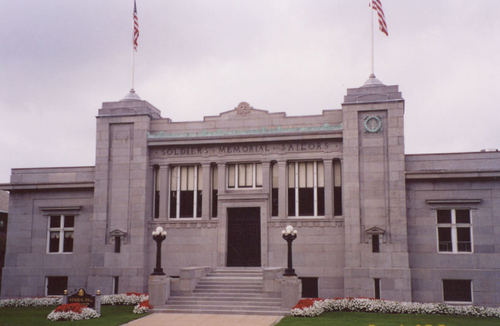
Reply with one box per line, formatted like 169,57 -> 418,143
363,115 -> 382,133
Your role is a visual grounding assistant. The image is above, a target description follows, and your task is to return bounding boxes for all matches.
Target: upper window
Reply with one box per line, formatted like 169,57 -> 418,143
170,165 -> 202,218
227,163 -> 262,189
47,215 -> 74,253
288,161 -> 324,217
437,209 -> 472,253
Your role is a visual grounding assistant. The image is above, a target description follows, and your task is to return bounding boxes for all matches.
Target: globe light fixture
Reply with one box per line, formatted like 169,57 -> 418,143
282,224 -> 298,276
151,226 -> 167,275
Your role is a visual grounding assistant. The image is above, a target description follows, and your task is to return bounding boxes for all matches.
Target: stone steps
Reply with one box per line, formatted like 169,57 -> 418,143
154,306 -> 290,316
165,301 -> 281,308
167,296 -> 281,304
157,267 -> 288,315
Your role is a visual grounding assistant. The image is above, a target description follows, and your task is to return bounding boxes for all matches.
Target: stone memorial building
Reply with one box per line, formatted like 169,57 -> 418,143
1,76 -> 499,309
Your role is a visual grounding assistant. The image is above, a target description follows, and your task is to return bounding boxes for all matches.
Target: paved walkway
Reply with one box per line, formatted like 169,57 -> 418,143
124,313 -> 284,326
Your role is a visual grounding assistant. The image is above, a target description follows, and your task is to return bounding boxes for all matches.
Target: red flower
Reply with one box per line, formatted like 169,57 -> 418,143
54,303 -> 87,313
139,300 -> 153,309
293,298 -> 324,309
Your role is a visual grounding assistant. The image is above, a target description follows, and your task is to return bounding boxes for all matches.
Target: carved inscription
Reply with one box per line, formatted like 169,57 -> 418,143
151,140 -> 340,158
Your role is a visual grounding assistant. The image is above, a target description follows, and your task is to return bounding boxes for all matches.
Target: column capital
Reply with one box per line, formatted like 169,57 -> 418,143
323,159 -> 333,166
261,160 -> 271,167
277,160 -> 287,166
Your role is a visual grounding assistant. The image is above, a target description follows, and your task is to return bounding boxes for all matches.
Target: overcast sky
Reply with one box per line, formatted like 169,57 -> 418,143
1,0 -> 499,183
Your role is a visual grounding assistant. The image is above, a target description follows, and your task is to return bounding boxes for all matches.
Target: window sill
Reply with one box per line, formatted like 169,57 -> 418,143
287,216 -> 326,219
46,252 -> 73,255
444,301 -> 473,305
437,251 -> 473,254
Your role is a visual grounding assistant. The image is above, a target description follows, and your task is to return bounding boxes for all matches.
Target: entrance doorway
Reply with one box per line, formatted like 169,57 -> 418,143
227,207 -> 261,267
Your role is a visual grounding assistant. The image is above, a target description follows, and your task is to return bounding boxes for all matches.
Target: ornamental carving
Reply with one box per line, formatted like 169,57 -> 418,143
363,115 -> 383,133
235,102 -> 252,115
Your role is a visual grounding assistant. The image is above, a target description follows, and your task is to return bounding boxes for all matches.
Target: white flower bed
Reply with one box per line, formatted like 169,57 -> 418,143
47,307 -> 100,321
133,303 -> 151,314
100,293 -> 148,305
0,296 -> 62,308
291,298 -> 500,319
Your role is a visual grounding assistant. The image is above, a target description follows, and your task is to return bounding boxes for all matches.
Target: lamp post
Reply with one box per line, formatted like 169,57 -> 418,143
282,225 -> 298,276
151,226 -> 167,275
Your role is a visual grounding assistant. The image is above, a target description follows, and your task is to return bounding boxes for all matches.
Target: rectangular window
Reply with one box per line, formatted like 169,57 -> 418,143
372,234 -> 380,253
333,160 -> 342,216
271,163 -> 278,216
227,163 -> 262,189
288,161 -> 324,217
170,165 -> 202,218
374,278 -> 381,299
113,276 -> 119,295
443,279 -> 472,302
299,277 -> 319,298
437,209 -> 472,253
114,236 -> 121,253
48,215 -> 74,253
211,165 -> 218,218
46,276 -> 68,295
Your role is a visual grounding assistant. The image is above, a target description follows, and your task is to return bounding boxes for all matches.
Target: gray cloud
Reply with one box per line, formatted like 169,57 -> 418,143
1,0 -> 499,182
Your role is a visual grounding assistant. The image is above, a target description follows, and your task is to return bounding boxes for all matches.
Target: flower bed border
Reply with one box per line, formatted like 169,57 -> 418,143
133,300 -> 153,314
47,303 -> 100,321
100,293 -> 149,306
291,298 -> 500,318
0,296 -> 62,308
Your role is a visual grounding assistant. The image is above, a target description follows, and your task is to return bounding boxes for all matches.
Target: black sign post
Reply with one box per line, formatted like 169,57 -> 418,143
67,288 -> 96,309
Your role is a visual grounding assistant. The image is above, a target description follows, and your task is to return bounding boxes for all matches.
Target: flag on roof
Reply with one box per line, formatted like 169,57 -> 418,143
133,0 -> 139,51
371,0 -> 388,36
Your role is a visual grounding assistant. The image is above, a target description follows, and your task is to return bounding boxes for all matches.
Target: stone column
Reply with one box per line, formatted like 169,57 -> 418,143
280,276 -> 302,309
216,162 -> 226,266
95,290 -> 101,314
148,275 -> 170,307
201,163 -> 211,220
261,161 -> 271,194
158,165 -> 169,219
323,159 -> 333,219
277,160 -> 288,219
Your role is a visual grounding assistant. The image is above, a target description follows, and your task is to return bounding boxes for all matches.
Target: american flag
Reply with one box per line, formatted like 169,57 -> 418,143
133,0 -> 139,51
371,0 -> 388,36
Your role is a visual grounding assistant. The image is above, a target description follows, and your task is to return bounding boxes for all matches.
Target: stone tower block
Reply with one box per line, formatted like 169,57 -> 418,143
342,77 -> 411,301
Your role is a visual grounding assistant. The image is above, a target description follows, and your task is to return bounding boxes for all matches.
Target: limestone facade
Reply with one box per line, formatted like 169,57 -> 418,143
1,80 -> 499,306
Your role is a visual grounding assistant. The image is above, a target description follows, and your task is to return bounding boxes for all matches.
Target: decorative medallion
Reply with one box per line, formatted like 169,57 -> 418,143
235,102 -> 252,115
363,115 -> 383,133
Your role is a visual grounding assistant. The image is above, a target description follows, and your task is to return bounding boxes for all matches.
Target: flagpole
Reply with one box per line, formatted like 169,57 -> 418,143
131,43 -> 136,91
371,3 -> 375,76
131,0 -> 138,94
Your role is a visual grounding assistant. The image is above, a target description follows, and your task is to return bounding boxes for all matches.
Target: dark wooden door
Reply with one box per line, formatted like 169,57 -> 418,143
227,207 -> 261,267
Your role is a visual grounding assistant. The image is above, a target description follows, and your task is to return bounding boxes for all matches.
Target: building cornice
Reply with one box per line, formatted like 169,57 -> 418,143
405,170 -> 500,180
0,182 -> 94,191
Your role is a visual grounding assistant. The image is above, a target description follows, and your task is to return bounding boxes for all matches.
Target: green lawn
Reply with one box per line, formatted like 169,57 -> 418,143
0,305 -> 147,326
277,311 -> 500,326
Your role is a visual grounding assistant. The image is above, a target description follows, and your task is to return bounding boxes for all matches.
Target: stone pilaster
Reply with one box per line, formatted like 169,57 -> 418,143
201,163 -> 211,220
277,160 -> 288,219
158,165 -> 169,220
323,159 -> 333,219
